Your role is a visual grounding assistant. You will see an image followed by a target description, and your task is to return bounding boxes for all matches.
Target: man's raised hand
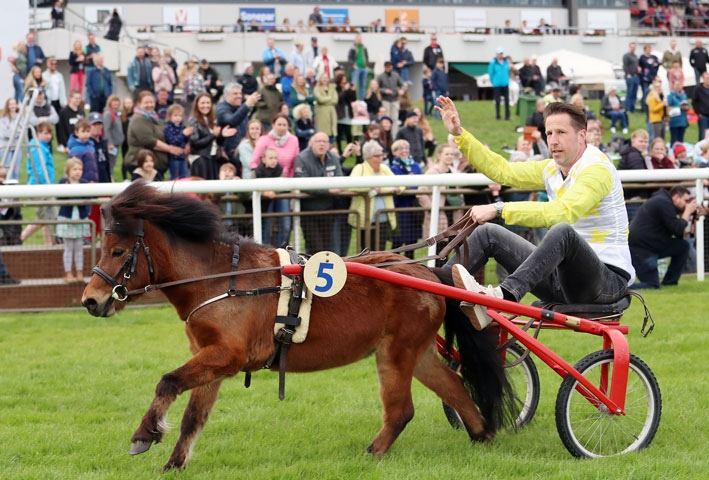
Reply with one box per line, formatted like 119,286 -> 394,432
434,96 -> 463,136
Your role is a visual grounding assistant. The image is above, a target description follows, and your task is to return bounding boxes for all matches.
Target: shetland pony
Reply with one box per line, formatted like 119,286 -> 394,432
81,182 -> 512,471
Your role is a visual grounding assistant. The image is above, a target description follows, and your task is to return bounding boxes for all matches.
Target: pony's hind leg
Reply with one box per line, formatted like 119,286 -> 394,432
162,380 -> 223,471
413,346 -> 491,441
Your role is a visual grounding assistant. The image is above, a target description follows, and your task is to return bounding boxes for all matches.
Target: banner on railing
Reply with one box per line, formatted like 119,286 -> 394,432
454,9 -> 487,33
385,9 -> 420,31
163,6 -> 200,31
320,9 -> 349,25
240,7 -> 276,31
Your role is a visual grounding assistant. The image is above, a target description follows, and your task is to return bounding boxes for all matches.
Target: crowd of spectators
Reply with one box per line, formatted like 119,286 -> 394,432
630,1 -> 709,33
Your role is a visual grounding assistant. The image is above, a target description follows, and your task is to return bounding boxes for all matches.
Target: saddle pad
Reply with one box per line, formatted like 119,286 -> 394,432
274,248 -> 313,343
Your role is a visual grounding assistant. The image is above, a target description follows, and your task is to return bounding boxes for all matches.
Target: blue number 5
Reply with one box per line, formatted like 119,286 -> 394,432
315,263 -> 334,293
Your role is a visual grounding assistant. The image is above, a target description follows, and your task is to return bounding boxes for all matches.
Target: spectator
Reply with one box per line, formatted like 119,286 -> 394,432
290,74 -> 315,109
313,73 -> 338,142
413,106 -> 436,158
667,80 -> 689,146
88,111 -> 112,183
376,61 -> 404,137
25,32 -> 45,68
163,104 -> 192,180
127,46 -> 154,98
237,63 -> 258,96
55,158 -> 89,284
519,57 -> 544,96
389,138 -> 424,255
104,9 -> 122,41
131,149 -> 163,182
179,59 -> 206,114
187,92 -> 236,180
152,56 -> 176,95
28,89 -> 59,130
639,44 -> 660,114
293,104 -> 316,151
538,17 -> 552,34
309,7 -> 324,32
85,53 -> 112,113
24,65 -> 46,94
503,19 -> 518,34
289,40 -> 307,74
148,48 -> 160,68
163,48 -> 178,75
68,118 -> 99,183
237,119 -> 263,179
51,1 -> 64,28
602,86 -> 629,134
253,147 -> 282,242
546,58 -> 567,87
668,60 -> 684,89
9,42 -> 28,102
0,99 -> 22,179
262,37 -> 287,78
20,121 -> 55,246
489,47 -> 510,121
348,141 -> 400,250
312,46 -> 337,80
199,59 -> 224,103
662,38 -> 682,72
378,116 -> 394,160
422,67 -> 434,117
56,90 -> 84,153
293,132 -> 343,254
365,79 -> 382,119
68,40 -> 85,96
431,58 -> 449,120
390,37 -> 414,83
83,33 -> 101,71
525,98 -> 547,144
646,137 -> 676,169
42,56 -> 66,113
335,73 -> 356,151
102,94 -> 123,174
255,73 -> 282,131
629,186 -> 701,289
570,93 -> 595,121
395,111 -> 426,165
417,145 -> 453,257
689,39 -> 709,86
216,82 -> 259,167
623,42 -> 641,113
543,85 -> 563,105
348,34 -> 370,100
423,33 -> 444,71
509,131 -> 549,163
280,64 -> 296,107
155,89 -> 170,122
618,129 -> 650,222
125,91 -> 179,176
120,97 -> 134,179
646,78 -> 667,141
586,120 -> 604,152
305,37 -> 319,71
694,72 -> 709,141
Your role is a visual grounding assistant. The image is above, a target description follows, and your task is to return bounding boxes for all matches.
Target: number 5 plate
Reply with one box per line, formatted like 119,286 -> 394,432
303,251 -> 347,298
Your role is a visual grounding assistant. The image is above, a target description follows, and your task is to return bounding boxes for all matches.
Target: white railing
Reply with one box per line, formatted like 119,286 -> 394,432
2,168 -> 707,279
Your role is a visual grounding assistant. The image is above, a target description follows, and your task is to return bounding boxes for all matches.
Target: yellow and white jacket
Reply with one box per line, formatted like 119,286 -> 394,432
455,129 -> 635,284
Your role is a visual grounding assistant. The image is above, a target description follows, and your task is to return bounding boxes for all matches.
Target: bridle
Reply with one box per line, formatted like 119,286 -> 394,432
91,219 -> 155,310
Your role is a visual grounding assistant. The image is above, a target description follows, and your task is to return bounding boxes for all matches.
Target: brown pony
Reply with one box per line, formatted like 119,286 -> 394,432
81,182 -> 512,471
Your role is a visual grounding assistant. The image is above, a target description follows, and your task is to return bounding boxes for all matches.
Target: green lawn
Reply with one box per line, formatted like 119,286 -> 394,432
0,277 -> 707,479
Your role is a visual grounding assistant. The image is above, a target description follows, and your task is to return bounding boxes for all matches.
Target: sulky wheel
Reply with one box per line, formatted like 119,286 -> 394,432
555,349 -> 662,458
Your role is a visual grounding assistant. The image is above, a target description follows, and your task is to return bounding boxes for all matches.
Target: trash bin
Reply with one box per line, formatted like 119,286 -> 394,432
517,94 -> 539,128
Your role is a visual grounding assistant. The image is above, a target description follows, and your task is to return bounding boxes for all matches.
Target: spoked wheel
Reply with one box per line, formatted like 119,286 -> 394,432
555,349 -> 662,458
442,343 -> 540,429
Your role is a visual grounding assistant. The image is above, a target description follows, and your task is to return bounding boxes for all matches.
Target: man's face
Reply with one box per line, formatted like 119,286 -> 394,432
267,38 -> 275,49
95,55 -> 103,67
629,43 -> 636,53
164,48 -> 172,57
431,34 -> 437,43
226,87 -> 242,106
26,33 -> 34,45
644,45 -> 651,55
70,93 -> 82,108
88,34 -> 96,45
696,40 -> 703,49
401,40 -> 407,49
90,122 -> 102,137
48,59 -> 57,71
355,35 -> 362,45
545,113 -> 586,172
157,90 -> 168,104
631,135 -> 649,153
137,48 -> 144,58
266,74 -> 276,86
405,115 -> 418,127
311,134 -> 329,157
673,193 -> 691,212
671,40 -> 677,50
200,62 -> 209,70
384,63 -> 393,72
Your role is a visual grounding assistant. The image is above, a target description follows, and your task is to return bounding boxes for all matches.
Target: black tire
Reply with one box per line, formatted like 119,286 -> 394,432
442,343 -> 540,429
555,349 -> 662,458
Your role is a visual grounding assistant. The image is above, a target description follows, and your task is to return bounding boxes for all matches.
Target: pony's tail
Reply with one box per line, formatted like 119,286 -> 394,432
433,267 -> 516,435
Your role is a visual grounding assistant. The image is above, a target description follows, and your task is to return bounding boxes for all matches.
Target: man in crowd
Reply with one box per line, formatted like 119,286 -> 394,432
84,33 -> 101,71
155,88 -> 170,122
255,73 -> 282,131
525,98 -> 547,143
601,86 -> 629,134
546,58 -> 567,87
294,132 -> 344,255
348,34 -> 369,100
488,47 -> 510,121
395,111 -> 426,165
199,59 -> 224,103
623,42 -> 641,113
639,45 -> 660,114
376,61 -> 404,137
41,56 -> 66,114
629,186 -> 704,289
305,37 -> 319,71
86,53 -> 111,113
25,32 -> 45,67
289,39 -> 307,74
693,72 -> 709,141
216,83 -> 260,166
262,37 -> 287,77
126,46 -> 153,98
56,90 -> 84,153
662,38 -> 682,72
689,39 -> 709,86
309,7 -> 324,32
280,64 -> 295,107
391,37 -> 414,83
520,56 -> 545,96
423,33 -> 444,71
435,97 -> 634,329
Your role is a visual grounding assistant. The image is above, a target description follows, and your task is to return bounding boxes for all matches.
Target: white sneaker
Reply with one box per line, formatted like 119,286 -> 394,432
610,127 -> 616,133
451,264 -> 504,330
622,128 -> 628,134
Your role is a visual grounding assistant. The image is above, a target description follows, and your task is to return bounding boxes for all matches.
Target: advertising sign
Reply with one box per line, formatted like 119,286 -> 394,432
385,9 -> 420,30
454,9 -> 487,32
240,7 -> 276,31
320,8 -> 349,25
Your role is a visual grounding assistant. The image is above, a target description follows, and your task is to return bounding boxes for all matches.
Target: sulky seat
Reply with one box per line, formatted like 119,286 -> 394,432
531,295 -> 631,321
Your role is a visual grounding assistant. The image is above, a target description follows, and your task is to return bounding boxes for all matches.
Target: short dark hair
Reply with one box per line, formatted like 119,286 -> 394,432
669,185 -> 690,198
136,149 -> 155,168
543,102 -> 587,132
74,118 -> 91,132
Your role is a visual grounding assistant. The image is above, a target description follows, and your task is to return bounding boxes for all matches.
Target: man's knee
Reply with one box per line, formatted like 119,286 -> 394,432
544,222 -> 574,240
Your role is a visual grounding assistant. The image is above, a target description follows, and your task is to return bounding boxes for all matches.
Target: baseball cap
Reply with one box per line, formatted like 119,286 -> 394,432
496,46 -> 504,54
200,58 -> 208,64
311,36 -> 318,42
88,112 -> 103,124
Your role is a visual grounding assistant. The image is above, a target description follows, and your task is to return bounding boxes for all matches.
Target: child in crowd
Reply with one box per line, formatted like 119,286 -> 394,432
293,103 -> 316,151
422,67 -> 434,117
131,149 -> 163,182
163,104 -> 193,180
68,118 -> 99,183
88,112 -> 112,183
217,162 -> 250,235
20,121 -> 56,245
254,147 -> 283,245
56,157 -> 90,284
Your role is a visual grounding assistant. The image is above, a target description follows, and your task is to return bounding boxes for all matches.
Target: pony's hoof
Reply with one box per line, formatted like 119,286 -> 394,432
129,440 -> 152,455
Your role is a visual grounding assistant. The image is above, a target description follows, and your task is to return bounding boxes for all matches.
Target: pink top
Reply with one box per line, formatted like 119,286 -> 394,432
249,133 -> 300,177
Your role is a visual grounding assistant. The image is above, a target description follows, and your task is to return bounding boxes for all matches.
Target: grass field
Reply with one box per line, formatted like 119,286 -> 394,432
1,277 -> 708,479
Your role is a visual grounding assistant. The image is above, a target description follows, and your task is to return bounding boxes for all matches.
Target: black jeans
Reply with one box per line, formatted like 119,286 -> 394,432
492,86 -> 510,120
444,222 -> 628,304
630,238 -> 689,289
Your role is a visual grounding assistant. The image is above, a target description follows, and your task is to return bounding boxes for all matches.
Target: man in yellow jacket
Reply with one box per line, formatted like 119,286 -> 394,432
435,97 -> 635,329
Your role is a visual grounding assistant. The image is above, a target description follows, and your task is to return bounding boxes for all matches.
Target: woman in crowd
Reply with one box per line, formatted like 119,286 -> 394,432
0,99 -> 22,180
187,92 -> 236,180
257,65 -> 271,89
646,137 -> 677,169
314,73 -> 338,143
335,73 -> 356,151
152,56 -> 176,95
378,116 -> 394,161
249,113 -> 299,247
125,91 -> 180,177
68,40 -> 85,95
413,106 -> 436,159
570,93 -> 596,121
388,139 -> 423,257
237,119 -> 263,180
9,43 -> 28,102
313,46 -> 337,80
646,78 -> 667,141
667,79 -> 689,146
290,74 -> 315,109
24,65 -> 46,93
103,94 -> 124,175
417,144 -> 455,263
365,79 -> 382,119
348,140 -> 401,251
120,96 -> 134,180
178,59 -> 206,115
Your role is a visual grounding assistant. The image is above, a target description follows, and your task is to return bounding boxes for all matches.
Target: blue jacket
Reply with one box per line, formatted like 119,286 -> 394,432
390,45 -> 414,69
667,91 -> 689,128
126,56 -> 154,91
86,67 -> 113,98
26,139 -> 55,185
68,134 -> 99,183
58,178 -> 90,219
488,58 -> 510,87
431,67 -> 449,95
281,76 -> 294,106
164,121 -> 188,162
262,47 -> 286,71
422,77 -> 433,99
215,101 -> 251,161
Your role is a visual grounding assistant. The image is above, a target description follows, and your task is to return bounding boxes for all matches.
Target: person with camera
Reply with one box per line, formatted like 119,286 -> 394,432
629,185 -> 706,289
